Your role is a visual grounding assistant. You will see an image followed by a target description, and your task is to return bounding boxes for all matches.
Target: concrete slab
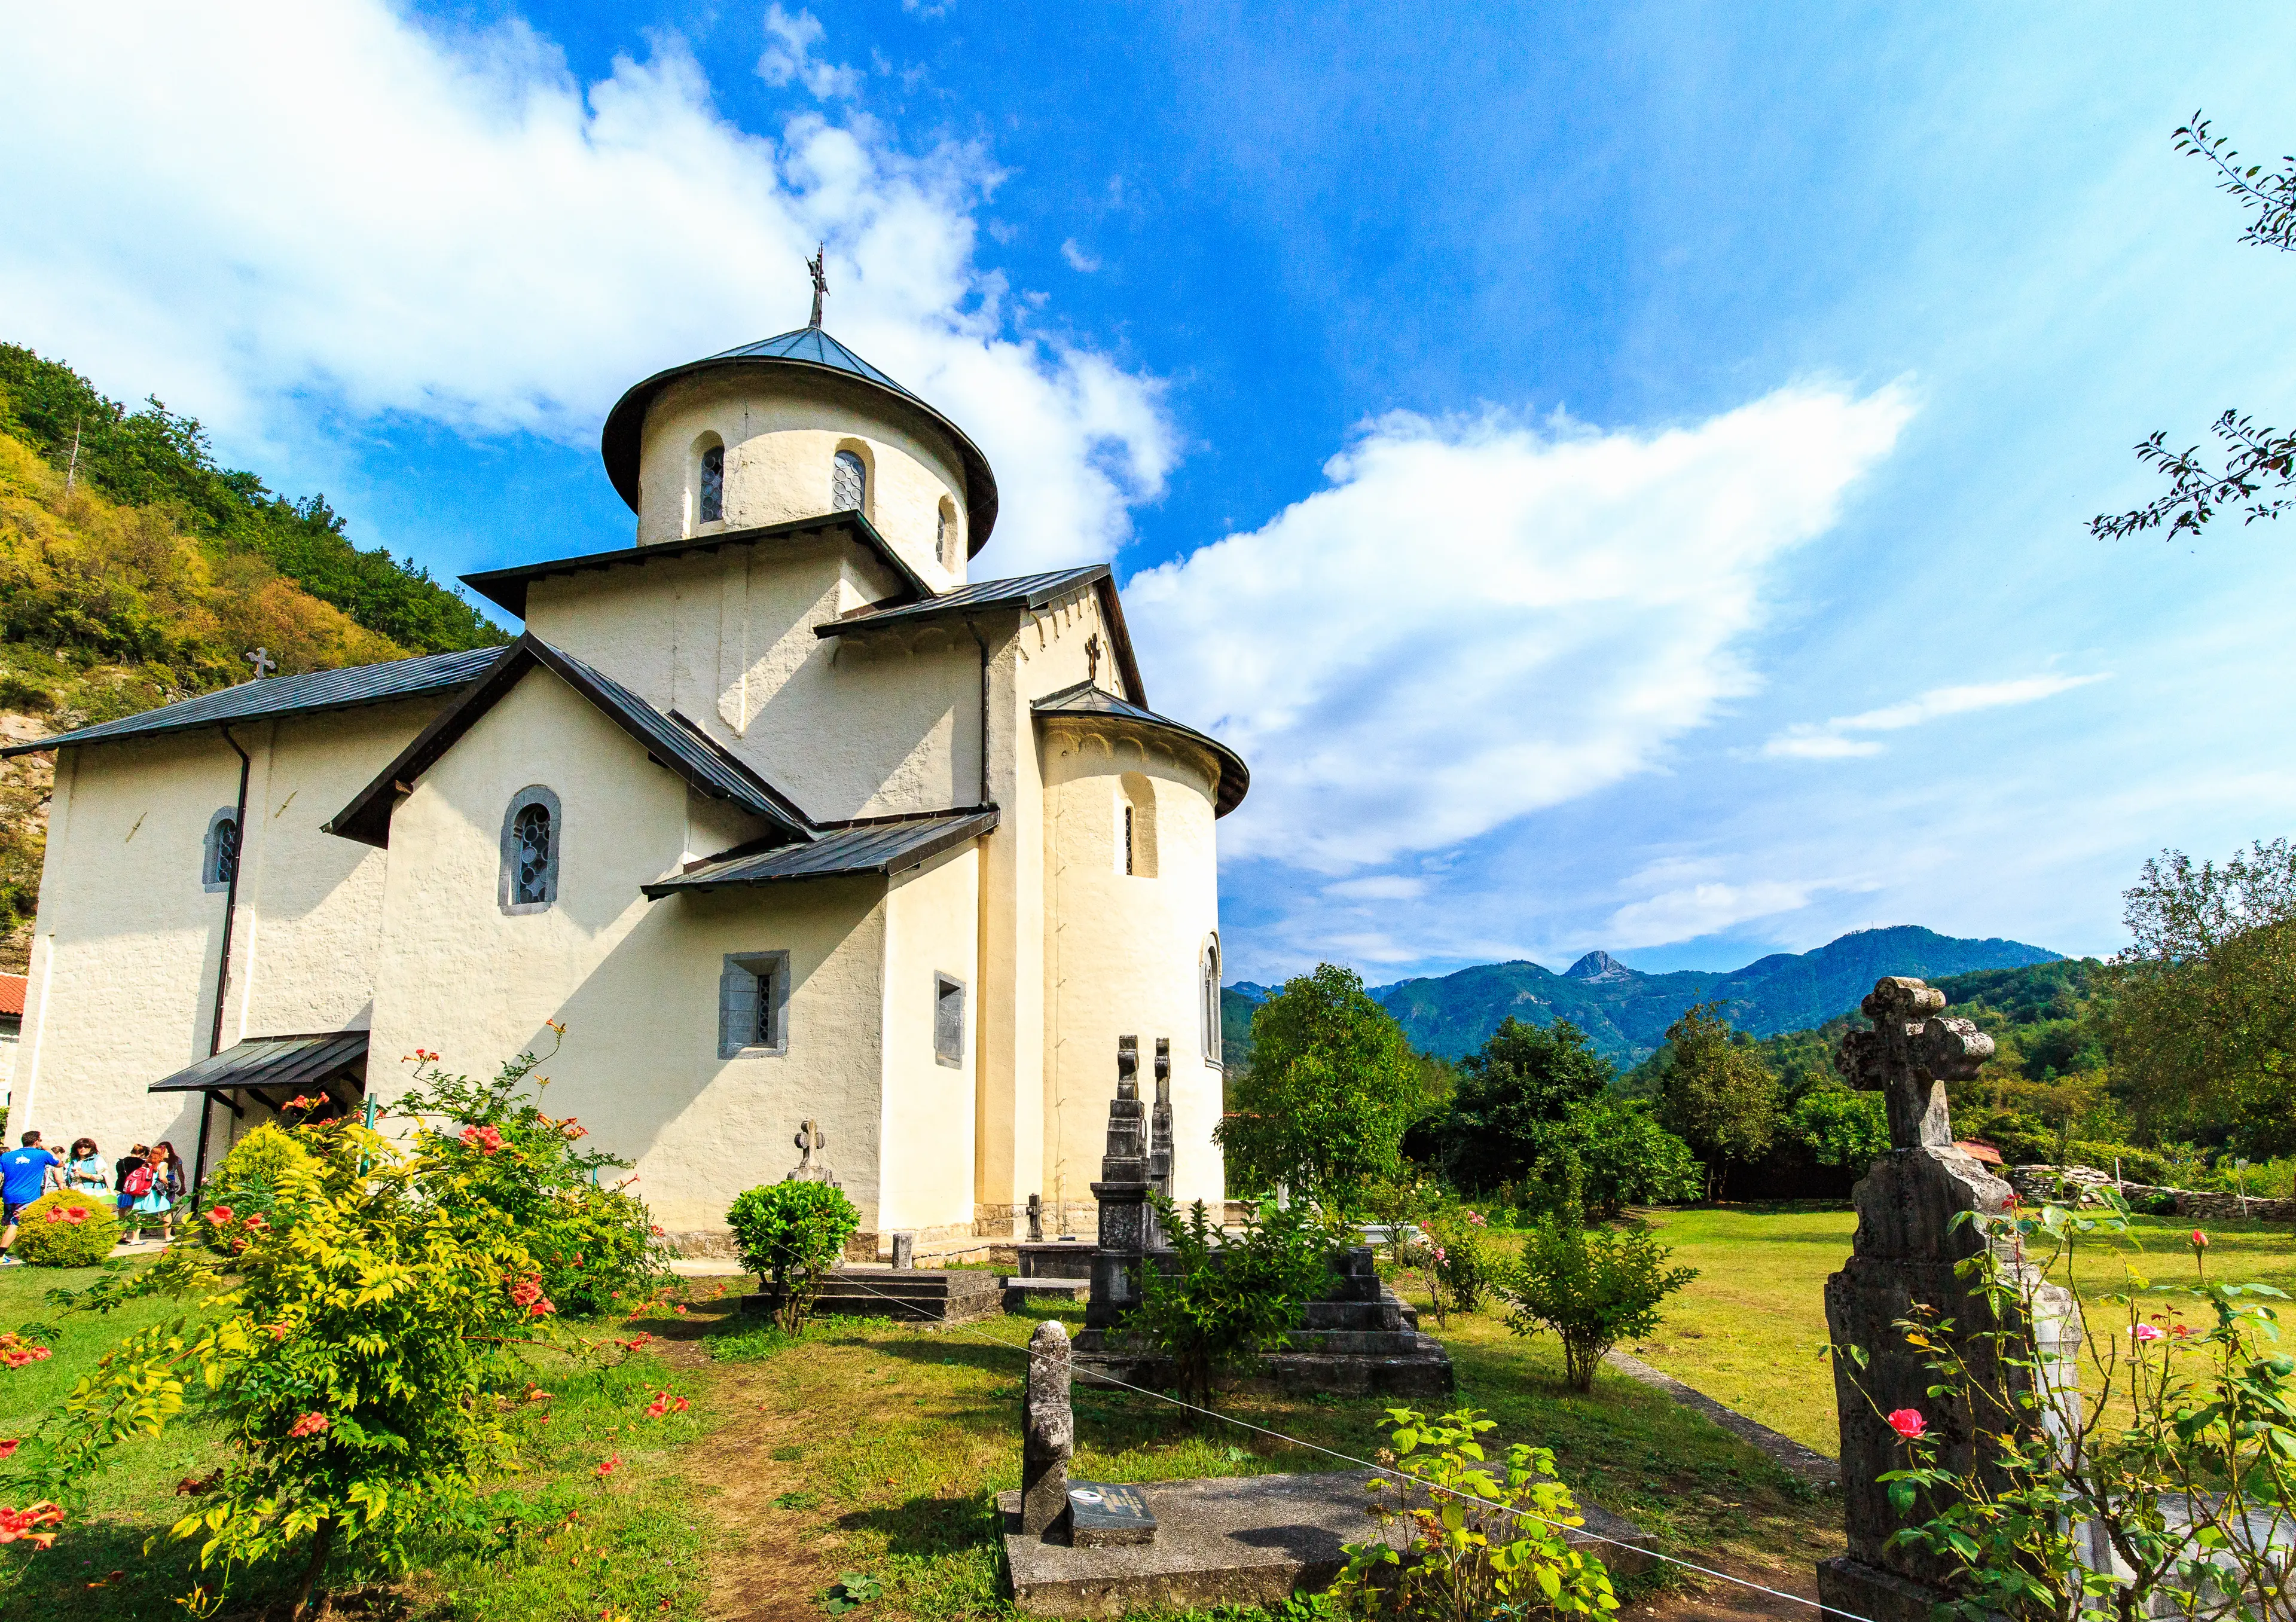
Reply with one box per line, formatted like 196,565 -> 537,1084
998,1469 -> 1656,1617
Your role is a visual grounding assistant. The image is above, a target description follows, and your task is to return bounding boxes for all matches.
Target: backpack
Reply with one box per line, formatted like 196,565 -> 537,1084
123,1164 -> 153,1197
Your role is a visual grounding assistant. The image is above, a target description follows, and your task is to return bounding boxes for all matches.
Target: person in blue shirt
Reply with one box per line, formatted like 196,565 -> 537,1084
0,1132 -> 61,1265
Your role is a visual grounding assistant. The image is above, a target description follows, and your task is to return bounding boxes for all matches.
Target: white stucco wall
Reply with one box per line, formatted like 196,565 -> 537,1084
524,539 -> 979,824
15,699 -> 442,1163
364,663 -> 931,1237
876,842 -> 982,1240
1041,722 -> 1225,1227
636,371 -> 970,589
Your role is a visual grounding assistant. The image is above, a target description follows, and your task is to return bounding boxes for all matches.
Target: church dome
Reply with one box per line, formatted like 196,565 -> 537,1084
600,326 -> 999,554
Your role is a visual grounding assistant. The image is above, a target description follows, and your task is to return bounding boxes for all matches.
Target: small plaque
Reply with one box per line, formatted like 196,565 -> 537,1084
1066,1480 -> 1158,1547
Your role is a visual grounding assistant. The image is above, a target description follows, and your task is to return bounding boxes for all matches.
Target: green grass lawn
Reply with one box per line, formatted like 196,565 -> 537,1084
1601,1205 -> 2296,1455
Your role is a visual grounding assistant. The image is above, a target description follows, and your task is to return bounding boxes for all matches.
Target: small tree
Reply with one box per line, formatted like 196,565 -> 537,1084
1124,1194 -> 1338,1411
1216,964 -> 1422,1211
1499,1214 -> 1697,1391
726,1181 -> 861,1333
1436,1017 -> 1611,1192
1654,1003 -> 1778,1199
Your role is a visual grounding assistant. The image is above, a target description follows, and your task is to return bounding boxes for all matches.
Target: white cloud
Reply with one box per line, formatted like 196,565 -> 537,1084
1605,879 -> 1819,948
1322,875 -> 1428,901
1126,384 -> 1915,871
1060,239 -> 1101,273
758,5 -> 863,100
0,1 -> 1173,573
1763,673 -> 2107,759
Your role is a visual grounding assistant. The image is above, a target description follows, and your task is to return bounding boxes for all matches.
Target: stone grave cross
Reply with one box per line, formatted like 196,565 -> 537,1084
1833,976 -> 1993,1148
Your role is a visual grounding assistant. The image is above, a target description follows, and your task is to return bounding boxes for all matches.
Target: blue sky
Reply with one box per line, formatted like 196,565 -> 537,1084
5,3 -> 2295,983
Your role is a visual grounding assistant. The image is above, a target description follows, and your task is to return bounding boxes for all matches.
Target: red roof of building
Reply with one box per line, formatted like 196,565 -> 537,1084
0,974 -> 25,1018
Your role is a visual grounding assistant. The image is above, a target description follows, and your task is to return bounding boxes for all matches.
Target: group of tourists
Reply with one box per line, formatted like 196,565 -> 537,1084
0,1131 -> 185,1263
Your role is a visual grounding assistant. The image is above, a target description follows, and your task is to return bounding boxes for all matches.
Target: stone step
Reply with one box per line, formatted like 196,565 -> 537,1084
743,1267 -> 1003,1326
1281,1328 -> 1440,1357
1003,1278 -> 1089,1310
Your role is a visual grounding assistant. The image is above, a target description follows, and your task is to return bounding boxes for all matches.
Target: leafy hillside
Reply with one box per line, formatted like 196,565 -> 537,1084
0,342 -> 511,967
1227,926 -> 2062,1067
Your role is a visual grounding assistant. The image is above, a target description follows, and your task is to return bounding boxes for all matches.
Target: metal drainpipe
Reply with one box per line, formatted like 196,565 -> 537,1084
196,724 -> 251,1196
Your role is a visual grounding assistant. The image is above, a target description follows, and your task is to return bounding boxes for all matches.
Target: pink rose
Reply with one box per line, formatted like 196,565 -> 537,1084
1886,1409 -> 1926,1441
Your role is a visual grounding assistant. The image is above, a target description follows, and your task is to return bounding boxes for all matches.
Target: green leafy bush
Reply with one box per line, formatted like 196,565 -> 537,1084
8,1190 -> 120,1266
3,1112 -> 575,1617
196,1123 -> 317,1247
396,1032 -> 667,1317
1329,1406 -> 1618,1621
1126,1194 -> 1340,1410
1499,1215 -> 1697,1391
726,1180 -> 862,1333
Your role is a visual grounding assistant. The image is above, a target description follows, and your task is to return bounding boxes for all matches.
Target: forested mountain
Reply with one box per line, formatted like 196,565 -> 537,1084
0,341 -> 511,964
1225,925 -> 2061,1066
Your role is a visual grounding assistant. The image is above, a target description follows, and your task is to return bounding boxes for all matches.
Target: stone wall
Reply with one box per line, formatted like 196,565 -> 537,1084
2008,1164 -> 2296,1224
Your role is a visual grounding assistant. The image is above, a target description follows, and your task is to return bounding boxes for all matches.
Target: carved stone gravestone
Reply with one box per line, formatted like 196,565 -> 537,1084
1021,1319 -> 1074,1538
1027,1192 -> 1045,1243
1087,1036 -> 1156,1330
1818,978 -> 2080,1622
784,1119 -> 838,1185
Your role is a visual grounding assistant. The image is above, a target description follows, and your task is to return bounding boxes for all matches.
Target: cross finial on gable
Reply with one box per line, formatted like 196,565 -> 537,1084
807,243 -> 828,328
243,647 -> 277,682
1833,976 -> 1994,1150
1085,634 -> 1103,686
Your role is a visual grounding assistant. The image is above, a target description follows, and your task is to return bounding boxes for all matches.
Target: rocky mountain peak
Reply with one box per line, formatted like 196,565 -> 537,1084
1564,949 -> 1634,982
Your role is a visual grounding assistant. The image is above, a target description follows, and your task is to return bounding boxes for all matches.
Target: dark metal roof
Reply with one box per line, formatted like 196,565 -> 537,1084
326,634 -> 813,848
816,564 -> 1149,705
461,511 -> 931,621
1033,680 -> 1251,817
0,647 -> 502,758
599,325 -> 999,554
148,1031 -> 369,1096
643,810 -> 998,896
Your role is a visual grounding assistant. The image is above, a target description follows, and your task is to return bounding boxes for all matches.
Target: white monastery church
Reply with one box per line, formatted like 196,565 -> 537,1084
4,316 -> 1247,1254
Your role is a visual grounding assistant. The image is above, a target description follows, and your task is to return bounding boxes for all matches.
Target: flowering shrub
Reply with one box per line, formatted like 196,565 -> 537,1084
196,1125 -> 316,1251
0,1334 -> 52,1371
1498,1214 -> 1697,1391
1329,1407 -> 1617,1621
8,1190 -> 120,1267
1856,1200 -> 2296,1622
396,1030 -> 667,1317
726,1180 -> 861,1333
1,1113 -> 563,1618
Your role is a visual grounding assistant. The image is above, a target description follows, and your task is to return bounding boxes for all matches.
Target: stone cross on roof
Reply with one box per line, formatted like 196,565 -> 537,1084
807,243 -> 828,328
1833,976 -> 1995,1150
243,647 -> 277,681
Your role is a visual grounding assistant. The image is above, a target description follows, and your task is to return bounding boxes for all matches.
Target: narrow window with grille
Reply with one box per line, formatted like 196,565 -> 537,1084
720,951 -> 790,1059
933,973 -> 966,1068
698,444 -> 724,523
832,448 -> 866,511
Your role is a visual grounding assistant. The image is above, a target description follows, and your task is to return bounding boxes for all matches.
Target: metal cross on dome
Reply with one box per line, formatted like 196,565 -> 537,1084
1833,976 -> 1995,1150
243,647 -> 277,681
807,243 -> 828,328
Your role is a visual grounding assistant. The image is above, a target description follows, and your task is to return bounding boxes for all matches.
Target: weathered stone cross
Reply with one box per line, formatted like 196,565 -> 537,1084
243,646 -> 276,681
807,243 -> 828,328
1833,976 -> 1995,1150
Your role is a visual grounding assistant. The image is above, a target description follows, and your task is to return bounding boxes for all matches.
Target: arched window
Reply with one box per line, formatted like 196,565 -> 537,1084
203,808 -> 240,893
499,786 -> 560,915
1116,773 -> 1158,878
698,443 -> 725,524
832,448 -> 866,512
936,498 -> 958,569
1201,934 -> 1222,1066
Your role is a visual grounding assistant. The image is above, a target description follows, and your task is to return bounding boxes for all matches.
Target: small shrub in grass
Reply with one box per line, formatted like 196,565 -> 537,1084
1329,1406 -> 1618,1621
1498,1214 -> 1697,1392
1123,1193 -> 1339,1411
9,1189 -> 120,1266
196,1123 -> 316,1251
726,1180 -> 860,1332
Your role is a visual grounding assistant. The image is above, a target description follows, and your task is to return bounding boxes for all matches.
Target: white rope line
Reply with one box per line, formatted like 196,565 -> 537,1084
780,1267 -> 1868,1622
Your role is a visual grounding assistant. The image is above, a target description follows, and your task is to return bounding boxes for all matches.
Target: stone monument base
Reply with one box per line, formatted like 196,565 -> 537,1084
740,1265 -> 1002,1326
1817,1554 -> 1959,1622
999,1470 -> 1653,1618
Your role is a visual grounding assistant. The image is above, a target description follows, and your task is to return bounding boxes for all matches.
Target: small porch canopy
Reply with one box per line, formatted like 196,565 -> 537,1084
151,1030 -> 370,1130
